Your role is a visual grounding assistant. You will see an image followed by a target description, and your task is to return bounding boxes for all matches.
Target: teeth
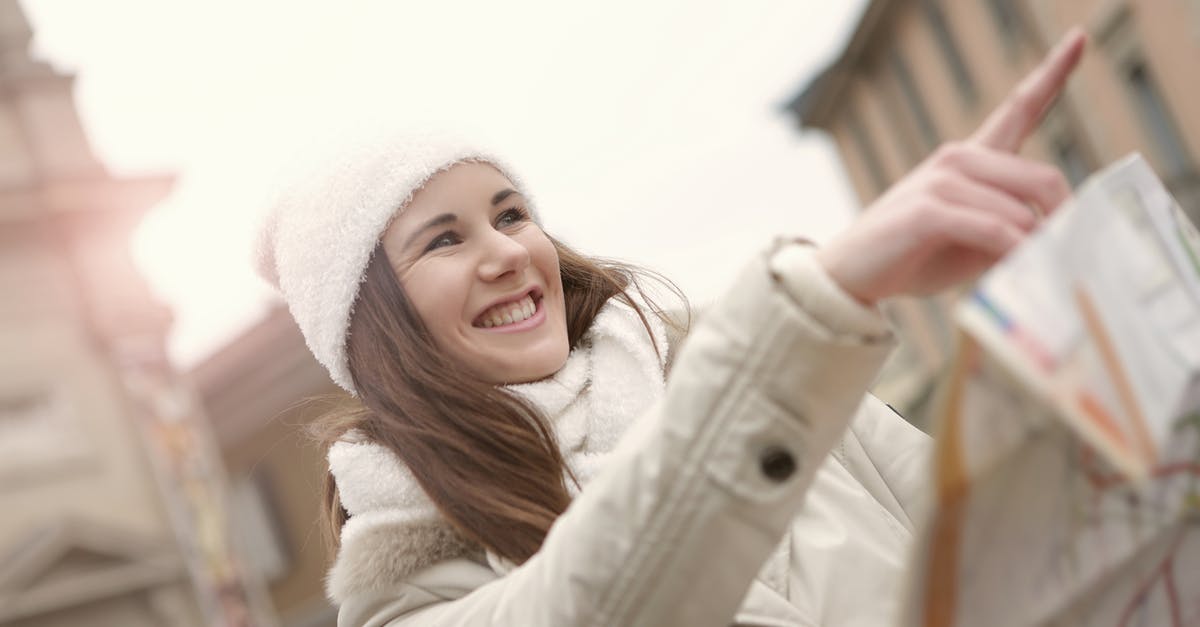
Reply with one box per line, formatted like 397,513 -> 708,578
477,295 -> 536,328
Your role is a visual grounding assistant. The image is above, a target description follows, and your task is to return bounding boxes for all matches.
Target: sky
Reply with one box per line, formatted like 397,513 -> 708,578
22,0 -> 868,369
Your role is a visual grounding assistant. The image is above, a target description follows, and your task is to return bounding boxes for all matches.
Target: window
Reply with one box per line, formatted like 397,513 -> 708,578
1041,104 -> 1093,186
1122,58 -> 1193,179
922,0 -> 978,106
885,298 -> 951,370
0,387 -> 90,479
890,51 -> 940,150
845,104 -> 890,194
230,473 -> 290,582
1190,0 -> 1200,39
879,70 -> 926,165
919,297 -> 954,360
1051,135 -> 1091,187
1099,6 -> 1195,181
983,0 -> 1026,58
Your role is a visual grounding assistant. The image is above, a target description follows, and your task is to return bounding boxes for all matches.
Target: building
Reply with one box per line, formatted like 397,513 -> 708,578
0,2 -> 273,625
786,0 -> 1200,425
188,305 -> 341,627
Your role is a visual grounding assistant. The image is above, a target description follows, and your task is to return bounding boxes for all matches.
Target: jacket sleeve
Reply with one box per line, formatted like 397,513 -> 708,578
339,241 -> 896,627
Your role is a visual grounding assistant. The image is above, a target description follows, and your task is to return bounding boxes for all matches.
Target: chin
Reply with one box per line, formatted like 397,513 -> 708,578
509,359 -> 567,384
494,348 -> 569,385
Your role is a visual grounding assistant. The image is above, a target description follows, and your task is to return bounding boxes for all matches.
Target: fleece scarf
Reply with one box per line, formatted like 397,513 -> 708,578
324,296 -> 668,602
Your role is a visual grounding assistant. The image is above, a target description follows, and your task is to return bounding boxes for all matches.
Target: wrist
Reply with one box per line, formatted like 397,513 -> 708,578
814,246 -> 879,308
770,241 -> 891,341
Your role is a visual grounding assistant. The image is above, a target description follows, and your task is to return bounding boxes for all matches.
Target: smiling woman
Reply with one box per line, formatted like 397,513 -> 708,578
256,130 -> 684,582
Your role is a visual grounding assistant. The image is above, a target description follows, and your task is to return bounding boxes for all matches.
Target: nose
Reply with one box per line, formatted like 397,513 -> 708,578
476,229 -> 530,282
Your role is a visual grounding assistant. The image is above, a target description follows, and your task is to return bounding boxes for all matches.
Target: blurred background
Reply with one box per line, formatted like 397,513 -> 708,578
2,1 -> 1198,625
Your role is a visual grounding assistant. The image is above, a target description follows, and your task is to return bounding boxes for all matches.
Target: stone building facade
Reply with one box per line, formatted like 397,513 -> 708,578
0,2 -> 272,625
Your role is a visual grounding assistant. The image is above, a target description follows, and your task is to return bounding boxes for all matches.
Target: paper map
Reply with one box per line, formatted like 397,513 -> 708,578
906,154 -> 1200,626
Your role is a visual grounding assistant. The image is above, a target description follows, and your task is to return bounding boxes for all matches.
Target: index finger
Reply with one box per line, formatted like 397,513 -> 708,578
971,27 -> 1087,152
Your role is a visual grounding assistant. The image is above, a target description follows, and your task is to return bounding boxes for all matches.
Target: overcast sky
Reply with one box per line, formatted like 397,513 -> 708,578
22,0 -> 868,369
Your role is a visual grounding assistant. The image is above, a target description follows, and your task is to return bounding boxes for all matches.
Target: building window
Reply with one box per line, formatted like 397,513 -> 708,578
878,70 -> 925,165
1041,103 -> 1093,186
1099,6 -> 1195,181
890,51 -> 940,151
0,387 -> 90,479
845,104 -> 890,194
983,0 -> 1026,58
922,0 -> 978,106
230,472 -> 290,582
1051,135 -> 1091,187
1190,0 -> 1200,40
920,296 -> 955,359
1122,58 -> 1193,179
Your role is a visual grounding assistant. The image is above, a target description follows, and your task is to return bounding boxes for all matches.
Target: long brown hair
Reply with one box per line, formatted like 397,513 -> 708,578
311,235 -> 686,565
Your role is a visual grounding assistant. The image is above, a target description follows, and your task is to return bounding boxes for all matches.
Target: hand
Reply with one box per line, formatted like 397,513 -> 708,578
816,27 -> 1087,306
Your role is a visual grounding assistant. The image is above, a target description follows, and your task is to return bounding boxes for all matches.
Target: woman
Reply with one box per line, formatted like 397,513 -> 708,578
256,30 -> 1086,626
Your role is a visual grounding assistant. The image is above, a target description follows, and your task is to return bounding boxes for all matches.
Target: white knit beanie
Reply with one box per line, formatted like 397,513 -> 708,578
255,129 -> 537,395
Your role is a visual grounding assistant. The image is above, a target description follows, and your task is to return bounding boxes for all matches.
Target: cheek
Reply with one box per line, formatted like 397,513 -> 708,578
524,232 -> 562,289
401,265 -> 471,335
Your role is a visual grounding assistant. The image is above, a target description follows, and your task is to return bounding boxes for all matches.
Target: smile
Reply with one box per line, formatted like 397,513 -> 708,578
472,290 -> 546,332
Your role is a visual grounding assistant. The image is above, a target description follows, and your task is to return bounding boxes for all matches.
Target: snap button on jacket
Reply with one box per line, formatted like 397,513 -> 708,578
759,446 -> 798,482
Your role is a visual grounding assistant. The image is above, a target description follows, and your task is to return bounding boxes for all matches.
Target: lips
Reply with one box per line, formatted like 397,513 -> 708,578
472,288 -> 543,328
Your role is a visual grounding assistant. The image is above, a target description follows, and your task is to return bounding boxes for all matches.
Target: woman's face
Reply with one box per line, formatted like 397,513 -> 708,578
381,161 -> 569,385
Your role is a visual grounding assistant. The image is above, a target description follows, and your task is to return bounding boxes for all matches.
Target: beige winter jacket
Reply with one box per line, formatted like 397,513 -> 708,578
333,241 -> 931,626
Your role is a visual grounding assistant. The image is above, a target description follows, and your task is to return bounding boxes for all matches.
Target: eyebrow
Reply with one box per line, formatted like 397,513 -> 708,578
402,213 -> 457,251
492,189 -> 519,206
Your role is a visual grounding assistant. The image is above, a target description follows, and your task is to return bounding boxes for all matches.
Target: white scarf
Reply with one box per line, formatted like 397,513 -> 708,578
325,296 -> 669,597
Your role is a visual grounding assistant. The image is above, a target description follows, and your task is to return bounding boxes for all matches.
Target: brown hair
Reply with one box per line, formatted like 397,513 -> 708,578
311,236 -> 686,565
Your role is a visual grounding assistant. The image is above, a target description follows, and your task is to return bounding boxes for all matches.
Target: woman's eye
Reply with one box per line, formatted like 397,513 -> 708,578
424,232 -> 460,252
496,207 -> 529,228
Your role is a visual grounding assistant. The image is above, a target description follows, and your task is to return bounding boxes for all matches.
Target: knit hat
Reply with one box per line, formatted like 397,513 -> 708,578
255,129 -> 537,395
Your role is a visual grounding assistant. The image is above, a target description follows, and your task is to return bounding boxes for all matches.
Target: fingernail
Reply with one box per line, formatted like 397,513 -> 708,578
1064,26 -> 1087,47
